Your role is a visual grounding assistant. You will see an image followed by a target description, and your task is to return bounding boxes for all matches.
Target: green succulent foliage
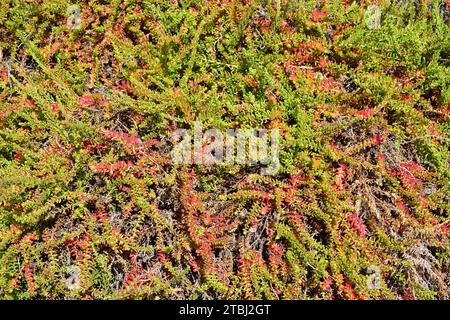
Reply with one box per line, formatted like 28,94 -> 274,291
0,0 -> 449,300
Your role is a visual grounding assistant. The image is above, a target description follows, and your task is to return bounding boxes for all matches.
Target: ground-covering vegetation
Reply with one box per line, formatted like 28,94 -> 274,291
0,0 -> 449,299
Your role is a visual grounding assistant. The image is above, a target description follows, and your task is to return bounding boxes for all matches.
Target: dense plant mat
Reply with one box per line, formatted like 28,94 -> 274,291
0,0 -> 449,299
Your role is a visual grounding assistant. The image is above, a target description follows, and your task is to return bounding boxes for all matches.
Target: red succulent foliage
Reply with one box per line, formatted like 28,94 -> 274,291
372,134 -> 383,145
334,163 -> 348,191
94,160 -> 134,178
356,108 -> 375,119
346,212 -> 368,237
311,10 -> 328,22
23,265 -> 36,295
79,95 -> 95,106
51,102 -> 59,113
342,282 -> 358,300
15,151 -> 23,161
